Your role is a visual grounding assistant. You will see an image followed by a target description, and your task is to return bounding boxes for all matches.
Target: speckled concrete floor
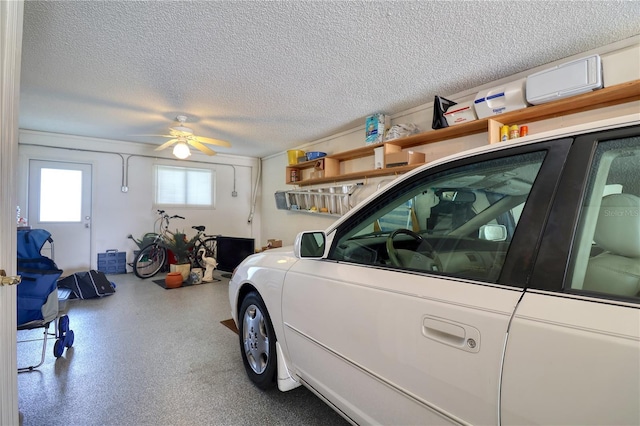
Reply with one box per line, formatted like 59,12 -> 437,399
17,272 -> 349,426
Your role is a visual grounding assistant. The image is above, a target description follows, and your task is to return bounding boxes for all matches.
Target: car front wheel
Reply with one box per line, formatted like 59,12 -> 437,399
238,291 -> 276,389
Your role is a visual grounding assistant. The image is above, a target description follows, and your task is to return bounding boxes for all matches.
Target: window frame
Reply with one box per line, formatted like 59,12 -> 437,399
153,163 -> 216,208
327,139 -> 572,289
529,124 -> 640,302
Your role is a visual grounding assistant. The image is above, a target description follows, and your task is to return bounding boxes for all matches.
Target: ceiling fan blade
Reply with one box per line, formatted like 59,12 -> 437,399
192,135 -> 231,148
188,140 -> 216,156
154,139 -> 179,151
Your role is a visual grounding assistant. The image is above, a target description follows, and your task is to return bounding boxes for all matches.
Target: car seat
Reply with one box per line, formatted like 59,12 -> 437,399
583,193 -> 640,297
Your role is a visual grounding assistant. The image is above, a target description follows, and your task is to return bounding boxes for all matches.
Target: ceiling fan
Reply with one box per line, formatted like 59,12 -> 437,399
154,115 -> 231,158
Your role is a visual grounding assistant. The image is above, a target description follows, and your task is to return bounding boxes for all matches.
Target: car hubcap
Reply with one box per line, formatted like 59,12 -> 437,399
243,304 -> 269,374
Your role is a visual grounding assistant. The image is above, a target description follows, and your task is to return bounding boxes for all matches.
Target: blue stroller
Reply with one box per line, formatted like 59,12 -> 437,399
17,229 -> 74,372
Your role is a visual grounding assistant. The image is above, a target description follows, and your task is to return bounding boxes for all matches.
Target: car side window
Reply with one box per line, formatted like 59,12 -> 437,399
328,151 -> 546,283
567,136 -> 640,299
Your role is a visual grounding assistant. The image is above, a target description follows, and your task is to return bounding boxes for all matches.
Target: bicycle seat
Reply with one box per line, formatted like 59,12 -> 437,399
193,226 -> 206,232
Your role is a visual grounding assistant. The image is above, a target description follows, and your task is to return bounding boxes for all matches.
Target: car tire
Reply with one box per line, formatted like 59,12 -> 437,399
238,291 -> 277,390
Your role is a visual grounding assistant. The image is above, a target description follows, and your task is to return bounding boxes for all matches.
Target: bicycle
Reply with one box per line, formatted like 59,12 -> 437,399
191,225 -> 219,270
128,210 -> 218,279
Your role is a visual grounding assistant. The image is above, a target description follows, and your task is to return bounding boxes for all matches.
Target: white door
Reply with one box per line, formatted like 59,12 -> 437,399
1,1 -> 23,423
28,160 -> 92,274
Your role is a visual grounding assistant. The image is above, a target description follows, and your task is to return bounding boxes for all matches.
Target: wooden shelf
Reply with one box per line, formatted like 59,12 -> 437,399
287,80 -> 640,186
291,163 -> 422,186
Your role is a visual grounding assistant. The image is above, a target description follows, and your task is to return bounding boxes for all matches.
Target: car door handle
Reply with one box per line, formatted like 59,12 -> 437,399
422,315 -> 480,353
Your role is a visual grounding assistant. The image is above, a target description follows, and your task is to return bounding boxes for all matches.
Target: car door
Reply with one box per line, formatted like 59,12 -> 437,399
281,139 -> 572,425
502,126 -> 640,425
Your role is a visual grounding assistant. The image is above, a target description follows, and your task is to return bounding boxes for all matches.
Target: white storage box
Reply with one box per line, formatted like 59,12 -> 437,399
374,146 -> 384,169
526,55 -> 602,105
474,79 -> 528,119
443,101 -> 477,126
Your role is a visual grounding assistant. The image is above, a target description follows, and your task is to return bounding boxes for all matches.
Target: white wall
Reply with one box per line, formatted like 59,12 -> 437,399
15,38 -> 639,253
259,37 -> 640,248
17,131 -> 261,269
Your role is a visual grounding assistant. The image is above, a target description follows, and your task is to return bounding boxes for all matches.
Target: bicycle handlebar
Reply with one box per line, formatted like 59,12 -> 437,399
157,210 -> 184,220
154,211 -> 185,233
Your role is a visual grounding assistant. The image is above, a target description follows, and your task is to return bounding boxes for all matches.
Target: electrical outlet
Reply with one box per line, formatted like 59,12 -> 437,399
232,191 -> 238,197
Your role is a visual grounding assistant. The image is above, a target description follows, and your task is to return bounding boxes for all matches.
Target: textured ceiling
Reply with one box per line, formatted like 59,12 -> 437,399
19,1 -> 640,158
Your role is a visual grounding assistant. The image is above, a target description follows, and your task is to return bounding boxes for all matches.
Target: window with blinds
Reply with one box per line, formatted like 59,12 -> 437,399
154,165 -> 215,207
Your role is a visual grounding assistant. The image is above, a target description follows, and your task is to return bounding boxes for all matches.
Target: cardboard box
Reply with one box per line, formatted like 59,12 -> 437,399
365,113 -> 390,145
443,100 -> 477,126
385,151 -> 425,168
267,239 -> 282,248
310,170 -> 324,179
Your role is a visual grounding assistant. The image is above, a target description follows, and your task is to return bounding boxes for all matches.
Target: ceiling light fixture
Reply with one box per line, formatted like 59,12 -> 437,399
173,141 -> 191,159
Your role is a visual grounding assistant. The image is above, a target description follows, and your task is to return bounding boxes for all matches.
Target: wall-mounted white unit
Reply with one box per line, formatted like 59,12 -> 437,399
526,55 -> 603,105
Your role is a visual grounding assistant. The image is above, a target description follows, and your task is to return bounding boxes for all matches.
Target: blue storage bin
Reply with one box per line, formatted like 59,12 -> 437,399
97,249 -> 126,274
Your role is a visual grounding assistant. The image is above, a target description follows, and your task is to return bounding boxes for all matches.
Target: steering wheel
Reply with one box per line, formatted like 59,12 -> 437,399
386,229 -> 442,272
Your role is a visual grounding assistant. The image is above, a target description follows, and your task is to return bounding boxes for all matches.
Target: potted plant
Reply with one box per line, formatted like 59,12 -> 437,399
161,230 -> 198,282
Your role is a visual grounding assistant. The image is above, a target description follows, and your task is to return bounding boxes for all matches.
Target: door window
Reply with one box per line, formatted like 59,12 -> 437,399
39,168 -> 82,222
567,136 -> 640,299
329,151 -> 546,283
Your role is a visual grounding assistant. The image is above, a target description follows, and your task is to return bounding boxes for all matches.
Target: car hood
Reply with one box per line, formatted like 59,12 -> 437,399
235,245 -> 299,273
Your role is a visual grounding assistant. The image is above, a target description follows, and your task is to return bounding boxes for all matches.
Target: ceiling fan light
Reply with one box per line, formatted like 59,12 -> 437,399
173,142 -> 191,159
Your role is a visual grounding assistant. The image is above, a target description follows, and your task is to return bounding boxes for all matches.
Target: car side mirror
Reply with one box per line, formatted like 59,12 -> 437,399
294,231 -> 326,258
479,224 -> 507,241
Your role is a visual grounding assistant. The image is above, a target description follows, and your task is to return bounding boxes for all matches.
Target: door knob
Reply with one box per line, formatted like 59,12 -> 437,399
0,269 -> 21,286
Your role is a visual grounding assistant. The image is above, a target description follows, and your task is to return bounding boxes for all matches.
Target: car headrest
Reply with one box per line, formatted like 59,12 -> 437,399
594,193 -> 640,258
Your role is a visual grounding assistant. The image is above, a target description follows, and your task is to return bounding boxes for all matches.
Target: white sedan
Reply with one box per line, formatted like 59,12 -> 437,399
229,117 -> 640,425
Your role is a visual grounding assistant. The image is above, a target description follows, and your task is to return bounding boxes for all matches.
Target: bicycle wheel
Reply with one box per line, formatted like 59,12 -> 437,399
133,243 -> 167,279
195,237 -> 217,269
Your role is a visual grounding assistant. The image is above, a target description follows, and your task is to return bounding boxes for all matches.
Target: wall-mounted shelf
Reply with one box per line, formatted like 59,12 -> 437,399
286,79 -> 640,187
